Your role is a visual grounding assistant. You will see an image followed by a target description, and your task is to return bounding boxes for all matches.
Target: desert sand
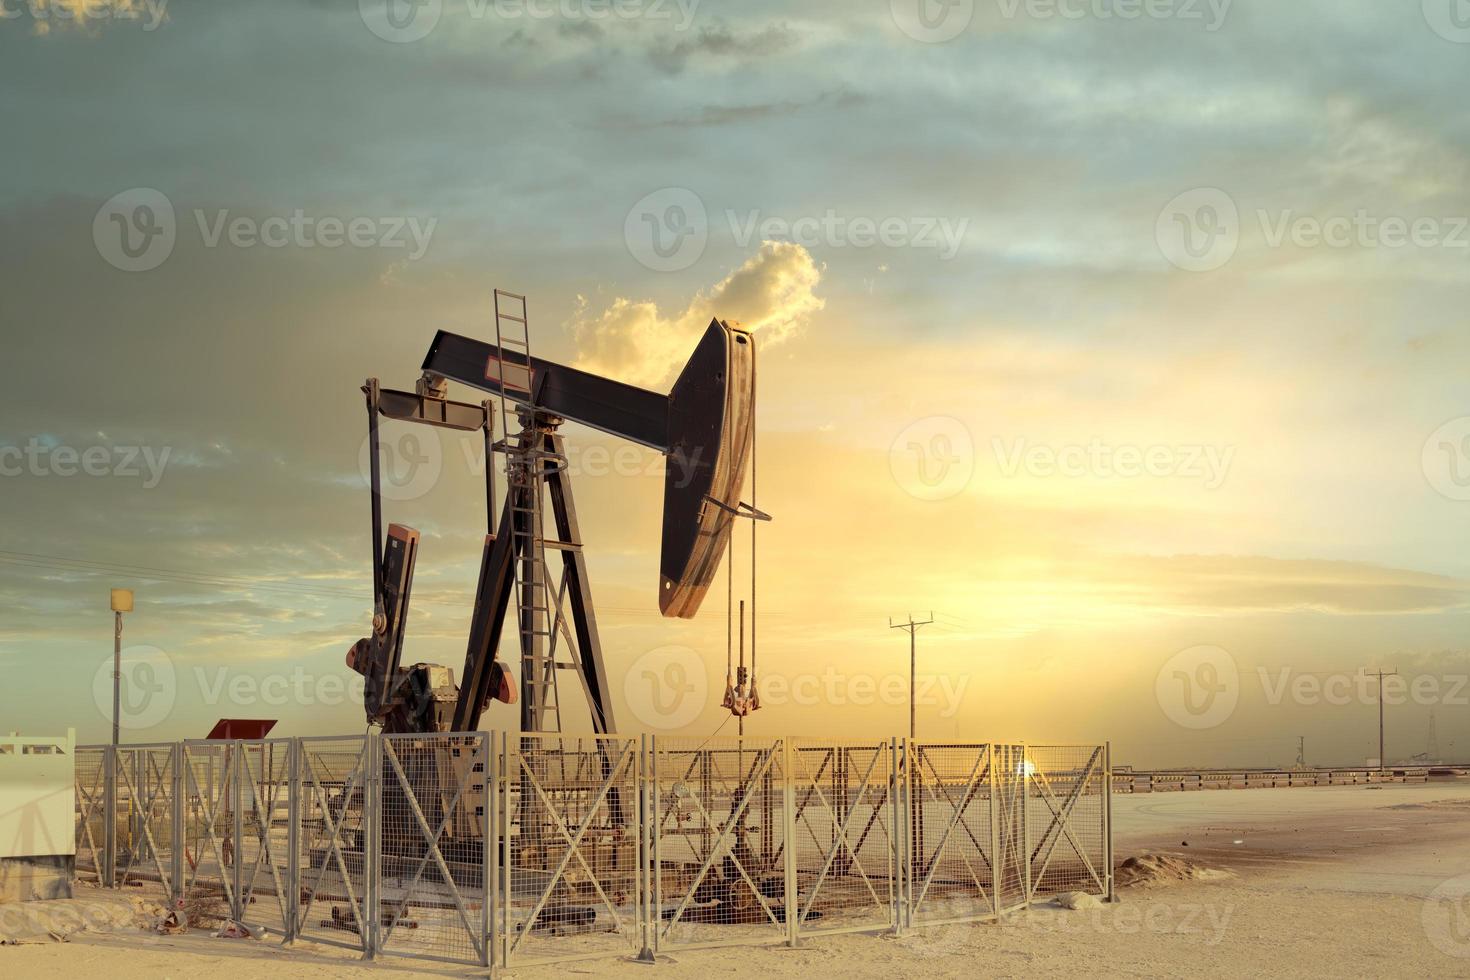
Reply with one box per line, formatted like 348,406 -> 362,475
6,780 -> 1470,979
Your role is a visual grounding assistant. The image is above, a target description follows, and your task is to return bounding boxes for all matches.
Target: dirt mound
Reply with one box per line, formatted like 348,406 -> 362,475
1115,853 -> 1234,889
0,896 -> 142,944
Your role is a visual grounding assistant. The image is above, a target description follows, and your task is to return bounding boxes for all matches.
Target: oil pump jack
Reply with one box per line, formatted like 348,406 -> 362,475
348,290 -> 761,737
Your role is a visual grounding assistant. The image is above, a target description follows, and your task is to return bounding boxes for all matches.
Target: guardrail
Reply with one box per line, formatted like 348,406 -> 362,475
1110,766 -> 1458,793
75,734 -> 1111,969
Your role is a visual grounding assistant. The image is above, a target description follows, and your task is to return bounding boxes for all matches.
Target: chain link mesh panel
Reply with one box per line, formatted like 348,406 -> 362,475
906,743 -> 995,925
180,741 -> 238,921
501,735 -> 641,966
73,746 -> 107,886
378,733 -> 490,965
237,740 -> 294,937
789,740 -> 897,936
650,737 -> 789,951
295,737 -> 371,951
1026,745 -> 1108,900
113,745 -> 177,902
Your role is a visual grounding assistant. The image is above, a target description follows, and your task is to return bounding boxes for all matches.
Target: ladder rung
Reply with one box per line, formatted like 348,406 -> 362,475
498,337 -> 529,348
497,314 -> 527,325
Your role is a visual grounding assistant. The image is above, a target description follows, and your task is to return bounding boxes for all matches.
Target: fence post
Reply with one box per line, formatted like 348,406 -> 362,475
1104,741 -> 1115,903
231,741 -> 244,922
170,743 -> 184,909
1020,742 -> 1031,905
649,734 -> 662,957
889,736 -> 902,935
286,738 -> 300,943
102,746 -> 116,888
989,744 -> 1000,918
482,731 -> 495,972
364,732 -> 381,960
782,737 -> 798,947
636,733 -> 655,963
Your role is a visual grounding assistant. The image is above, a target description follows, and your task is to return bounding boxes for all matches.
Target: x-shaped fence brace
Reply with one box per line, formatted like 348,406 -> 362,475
183,744 -> 238,912
297,747 -> 369,946
508,739 -> 638,957
379,738 -> 485,958
74,756 -> 106,881
790,744 -> 890,924
659,744 -> 784,939
1027,747 -> 1104,896
116,749 -> 174,892
238,745 -> 292,930
909,746 -> 994,916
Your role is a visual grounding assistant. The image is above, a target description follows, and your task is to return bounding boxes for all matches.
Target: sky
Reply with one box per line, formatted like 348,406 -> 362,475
2,0 -> 1469,768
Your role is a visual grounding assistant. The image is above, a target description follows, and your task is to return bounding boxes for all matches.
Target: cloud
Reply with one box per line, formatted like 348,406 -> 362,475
647,23 -> 801,75
570,241 -> 824,388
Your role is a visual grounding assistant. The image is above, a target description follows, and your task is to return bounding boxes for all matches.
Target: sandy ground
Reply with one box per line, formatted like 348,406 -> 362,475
7,780 -> 1470,979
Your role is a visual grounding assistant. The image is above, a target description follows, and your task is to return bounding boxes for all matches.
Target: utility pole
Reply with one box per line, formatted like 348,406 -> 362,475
889,613 -> 933,741
1365,668 -> 1397,773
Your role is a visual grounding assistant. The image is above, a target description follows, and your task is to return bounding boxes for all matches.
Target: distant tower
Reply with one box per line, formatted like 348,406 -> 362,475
1295,736 -> 1306,769
1427,707 -> 1441,763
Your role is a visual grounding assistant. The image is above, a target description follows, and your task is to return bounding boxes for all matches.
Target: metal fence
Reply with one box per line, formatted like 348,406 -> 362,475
75,734 -> 1110,968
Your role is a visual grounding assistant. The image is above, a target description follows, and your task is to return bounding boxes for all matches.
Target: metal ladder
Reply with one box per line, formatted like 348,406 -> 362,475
493,289 -> 566,733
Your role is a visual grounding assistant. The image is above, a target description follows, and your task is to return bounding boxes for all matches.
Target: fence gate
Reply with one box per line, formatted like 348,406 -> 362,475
906,742 -> 997,925
501,735 -> 641,967
180,741 -> 238,919
379,733 -> 490,966
650,737 -> 789,951
1026,744 -> 1110,900
295,736 -> 371,952
73,746 -> 108,886
114,744 -> 179,903
237,740 -> 294,937
788,740 -> 898,937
